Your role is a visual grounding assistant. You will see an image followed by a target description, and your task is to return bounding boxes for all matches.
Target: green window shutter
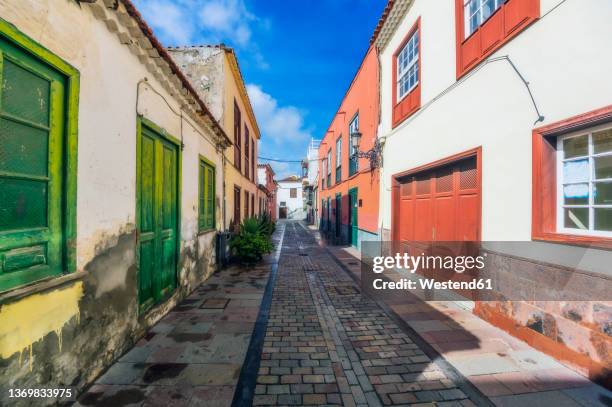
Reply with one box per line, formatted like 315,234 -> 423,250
198,162 -> 205,230
0,36 -> 70,292
206,166 -> 214,229
198,159 -> 215,231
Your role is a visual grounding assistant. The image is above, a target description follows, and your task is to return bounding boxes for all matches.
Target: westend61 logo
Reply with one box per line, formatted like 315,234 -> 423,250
369,252 -> 493,291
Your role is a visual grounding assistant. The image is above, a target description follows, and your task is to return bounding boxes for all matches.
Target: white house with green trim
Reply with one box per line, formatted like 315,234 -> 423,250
0,0 -> 231,400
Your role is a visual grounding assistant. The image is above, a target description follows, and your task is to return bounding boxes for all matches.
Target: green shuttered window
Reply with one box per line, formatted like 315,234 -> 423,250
0,20 -> 79,293
198,158 -> 215,231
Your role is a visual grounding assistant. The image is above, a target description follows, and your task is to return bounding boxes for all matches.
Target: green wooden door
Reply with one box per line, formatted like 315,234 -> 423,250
0,37 -> 66,290
138,123 -> 178,310
349,188 -> 358,247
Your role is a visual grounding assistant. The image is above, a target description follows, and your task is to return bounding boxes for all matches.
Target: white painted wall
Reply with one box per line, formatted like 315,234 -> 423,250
0,0 -> 225,275
257,167 -> 267,186
306,139 -> 320,187
378,0 -> 612,245
276,180 -> 306,220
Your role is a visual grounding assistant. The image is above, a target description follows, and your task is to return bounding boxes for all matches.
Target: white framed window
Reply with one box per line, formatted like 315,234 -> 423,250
397,29 -> 419,100
327,150 -> 332,175
349,114 -> 359,174
464,0 -> 505,38
556,125 -> 612,237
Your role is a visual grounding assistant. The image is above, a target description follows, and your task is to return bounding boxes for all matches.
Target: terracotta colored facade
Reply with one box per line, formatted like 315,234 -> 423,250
318,46 -> 380,248
257,163 -> 277,221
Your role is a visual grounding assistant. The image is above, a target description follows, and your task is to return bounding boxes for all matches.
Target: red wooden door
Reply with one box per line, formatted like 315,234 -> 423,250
395,155 -> 480,244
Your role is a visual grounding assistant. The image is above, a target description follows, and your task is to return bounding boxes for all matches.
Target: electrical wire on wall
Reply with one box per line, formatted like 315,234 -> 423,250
374,0 -> 573,236
135,78 -> 223,150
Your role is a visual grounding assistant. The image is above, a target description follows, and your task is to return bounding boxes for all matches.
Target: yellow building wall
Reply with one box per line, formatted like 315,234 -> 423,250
221,52 -> 260,227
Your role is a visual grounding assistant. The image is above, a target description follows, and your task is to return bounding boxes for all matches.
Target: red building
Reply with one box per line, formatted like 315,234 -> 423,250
257,163 -> 277,221
319,45 -> 380,248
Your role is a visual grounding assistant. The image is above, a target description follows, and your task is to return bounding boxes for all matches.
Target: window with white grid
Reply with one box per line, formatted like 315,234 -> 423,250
464,0 -> 505,38
396,29 -> 419,100
349,114 -> 359,175
557,126 -> 612,236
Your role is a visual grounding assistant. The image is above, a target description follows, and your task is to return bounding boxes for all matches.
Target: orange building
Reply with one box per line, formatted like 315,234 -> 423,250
319,46 -> 380,248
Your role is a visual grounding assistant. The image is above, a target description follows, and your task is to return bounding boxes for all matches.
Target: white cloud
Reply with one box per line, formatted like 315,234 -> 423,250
134,0 -> 264,52
247,84 -> 312,146
199,0 -> 255,47
135,0 -> 194,44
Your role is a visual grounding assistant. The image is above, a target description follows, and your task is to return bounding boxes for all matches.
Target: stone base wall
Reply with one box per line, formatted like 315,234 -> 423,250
475,251 -> 612,389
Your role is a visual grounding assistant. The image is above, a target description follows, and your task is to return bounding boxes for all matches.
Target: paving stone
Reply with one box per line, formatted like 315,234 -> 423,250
390,392 -> 419,404
327,393 -> 342,404
303,393 -> 327,405
252,394 -> 277,405
304,374 -> 325,383
280,375 -> 302,384
342,393 -> 358,407
266,384 -> 290,395
277,394 -> 302,405
257,375 -> 279,384
364,391 -> 383,407
440,388 -> 467,400
351,385 -> 367,404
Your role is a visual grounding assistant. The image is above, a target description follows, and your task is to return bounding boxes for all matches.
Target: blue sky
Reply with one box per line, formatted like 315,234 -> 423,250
134,0 -> 386,178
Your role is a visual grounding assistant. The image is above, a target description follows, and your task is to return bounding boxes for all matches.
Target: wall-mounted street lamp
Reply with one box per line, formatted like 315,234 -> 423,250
350,131 -> 382,169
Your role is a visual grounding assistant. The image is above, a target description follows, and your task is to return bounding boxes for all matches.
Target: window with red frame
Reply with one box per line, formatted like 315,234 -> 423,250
533,106 -> 612,247
455,0 -> 539,77
392,18 -> 421,128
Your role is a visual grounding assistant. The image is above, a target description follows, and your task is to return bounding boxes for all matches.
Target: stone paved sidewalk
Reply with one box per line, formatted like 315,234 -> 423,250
75,224 -> 285,407
327,240 -> 612,407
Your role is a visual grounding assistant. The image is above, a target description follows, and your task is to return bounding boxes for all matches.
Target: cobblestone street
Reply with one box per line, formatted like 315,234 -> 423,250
77,221 -> 611,406
252,222 -> 484,406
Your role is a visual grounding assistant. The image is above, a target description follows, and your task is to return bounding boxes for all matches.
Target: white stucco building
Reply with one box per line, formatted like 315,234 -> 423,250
374,0 -> 612,379
276,175 -> 306,220
0,0 -> 230,400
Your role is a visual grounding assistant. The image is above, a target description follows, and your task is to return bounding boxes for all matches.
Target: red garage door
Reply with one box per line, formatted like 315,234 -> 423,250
394,153 -> 481,243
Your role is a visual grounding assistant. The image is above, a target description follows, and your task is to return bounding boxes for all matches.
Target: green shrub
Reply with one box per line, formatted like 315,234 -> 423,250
257,212 -> 276,236
230,216 -> 274,265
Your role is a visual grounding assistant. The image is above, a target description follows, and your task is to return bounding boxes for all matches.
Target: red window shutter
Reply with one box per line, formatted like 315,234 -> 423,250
456,0 -> 540,77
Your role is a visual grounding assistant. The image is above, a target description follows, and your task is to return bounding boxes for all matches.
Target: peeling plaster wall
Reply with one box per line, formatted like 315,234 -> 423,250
170,47 -> 261,228
0,1 -> 224,403
170,47 -> 225,123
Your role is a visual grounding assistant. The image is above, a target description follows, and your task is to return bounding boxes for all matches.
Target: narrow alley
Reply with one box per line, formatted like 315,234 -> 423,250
1,2 -> 611,406
76,222 -> 610,406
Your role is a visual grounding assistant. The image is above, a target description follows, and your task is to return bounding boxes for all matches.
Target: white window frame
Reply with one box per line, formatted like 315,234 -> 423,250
464,0 -> 505,39
327,150 -> 332,175
556,123 -> 612,237
349,114 -> 359,163
396,29 -> 419,101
